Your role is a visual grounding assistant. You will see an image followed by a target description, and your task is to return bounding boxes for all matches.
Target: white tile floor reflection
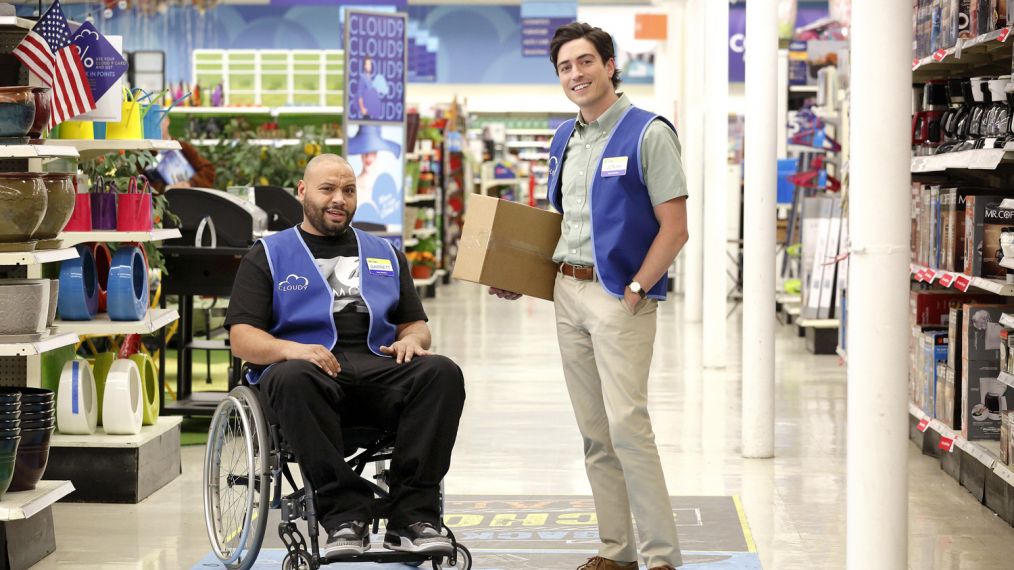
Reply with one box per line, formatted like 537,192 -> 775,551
35,282 -> 1014,569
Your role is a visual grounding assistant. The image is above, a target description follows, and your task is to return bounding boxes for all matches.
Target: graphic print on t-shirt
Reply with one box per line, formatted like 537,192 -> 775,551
314,256 -> 367,314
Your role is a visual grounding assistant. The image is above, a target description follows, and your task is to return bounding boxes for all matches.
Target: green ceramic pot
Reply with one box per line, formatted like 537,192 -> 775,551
32,173 -> 75,240
0,173 -> 45,246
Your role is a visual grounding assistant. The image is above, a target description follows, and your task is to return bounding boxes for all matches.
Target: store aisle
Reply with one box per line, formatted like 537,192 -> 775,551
38,283 -> 1014,569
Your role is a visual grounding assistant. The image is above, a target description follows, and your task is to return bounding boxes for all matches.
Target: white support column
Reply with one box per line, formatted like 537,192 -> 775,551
847,1 -> 910,569
682,0 -> 704,322
702,0 -> 728,368
741,0 -> 778,458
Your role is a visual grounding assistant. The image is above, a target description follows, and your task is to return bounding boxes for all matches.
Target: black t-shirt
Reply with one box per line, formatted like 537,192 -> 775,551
224,227 -> 427,353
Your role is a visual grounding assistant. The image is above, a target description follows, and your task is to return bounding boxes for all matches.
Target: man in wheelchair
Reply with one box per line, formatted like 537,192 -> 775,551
224,154 -> 466,559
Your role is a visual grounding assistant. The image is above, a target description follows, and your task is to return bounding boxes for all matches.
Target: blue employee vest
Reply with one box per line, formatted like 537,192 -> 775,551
548,105 -> 676,300
247,226 -> 400,384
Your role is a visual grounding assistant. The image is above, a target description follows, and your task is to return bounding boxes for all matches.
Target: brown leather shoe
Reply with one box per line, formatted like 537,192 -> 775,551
576,557 -> 638,570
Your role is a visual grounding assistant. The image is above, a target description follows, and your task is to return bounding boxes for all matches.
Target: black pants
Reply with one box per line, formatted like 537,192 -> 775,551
259,352 -> 465,531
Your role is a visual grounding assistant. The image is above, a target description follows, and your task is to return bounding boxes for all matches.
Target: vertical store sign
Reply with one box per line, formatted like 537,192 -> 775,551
345,10 -> 406,123
521,1 -> 577,58
345,10 -> 407,233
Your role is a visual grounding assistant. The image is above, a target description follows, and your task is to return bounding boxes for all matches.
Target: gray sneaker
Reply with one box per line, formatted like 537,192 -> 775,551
383,522 -> 453,555
323,521 -> 370,558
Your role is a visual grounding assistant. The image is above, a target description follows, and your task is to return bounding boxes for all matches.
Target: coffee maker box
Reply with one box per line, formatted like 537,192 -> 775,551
941,188 -> 967,272
964,194 -> 1014,279
962,303 -> 1013,362
924,332 -> 949,414
961,358 -> 1011,440
937,365 -> 958,427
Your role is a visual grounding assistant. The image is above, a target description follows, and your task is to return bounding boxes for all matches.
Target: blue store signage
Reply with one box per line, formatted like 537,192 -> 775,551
345,10 -> 407,123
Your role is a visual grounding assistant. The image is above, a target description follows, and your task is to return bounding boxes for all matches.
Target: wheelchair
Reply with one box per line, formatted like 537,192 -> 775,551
202,385 -> 472,570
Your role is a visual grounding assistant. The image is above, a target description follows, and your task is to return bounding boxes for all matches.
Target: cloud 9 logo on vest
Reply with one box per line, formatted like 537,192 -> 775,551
278,274 -> 310,292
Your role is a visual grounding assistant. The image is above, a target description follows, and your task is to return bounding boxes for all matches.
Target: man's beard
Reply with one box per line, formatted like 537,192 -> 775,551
305,203 -> 354,236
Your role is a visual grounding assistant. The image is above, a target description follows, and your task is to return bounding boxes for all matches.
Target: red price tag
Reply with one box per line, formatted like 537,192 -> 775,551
914,269 -> 925,282
925,269 -> 937,282
939,436 -> 956,452
938,273 -> 954,287
955,275 -> 972,292
917,418 -> 931,432
1001,27 -> 1012,43
933,49 -> 947,62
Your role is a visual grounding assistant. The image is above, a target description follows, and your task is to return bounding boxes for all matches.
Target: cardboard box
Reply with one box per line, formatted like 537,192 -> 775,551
1002,410 -> 1014,465
909,290 -> 996,328
924,332 -> 949,414
962,304 -> 1012,362
452,194 -> 562,301
964,194 -> 1014,279
941,188 -> 967,272
961,358 -> 1012,440
937,365 -> 957,427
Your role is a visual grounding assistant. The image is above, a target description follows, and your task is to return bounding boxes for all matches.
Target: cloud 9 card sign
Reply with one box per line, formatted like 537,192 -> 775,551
345,11 -> 406,123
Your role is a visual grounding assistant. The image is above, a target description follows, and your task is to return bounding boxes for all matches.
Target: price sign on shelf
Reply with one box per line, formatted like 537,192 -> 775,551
917,418 -> 931,432
1001,27 -> 1012,43
925,269 -> 937,282
955,275 -> 972,292
914,269 -> 926,282
933,49 -> 948,62
939,436 -> 956,452
938,273 -> 954,287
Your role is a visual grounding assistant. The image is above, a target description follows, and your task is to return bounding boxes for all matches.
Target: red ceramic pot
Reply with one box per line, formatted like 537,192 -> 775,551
29,87 -> 51,139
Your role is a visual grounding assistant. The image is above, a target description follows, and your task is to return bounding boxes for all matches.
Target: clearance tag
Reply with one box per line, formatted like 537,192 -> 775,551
600,156 -> 628,177
366,257 -> 395,277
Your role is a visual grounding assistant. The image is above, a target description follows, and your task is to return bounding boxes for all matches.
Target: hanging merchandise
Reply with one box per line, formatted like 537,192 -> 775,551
106,246 -> 149,322
101,359 -> 143,435
56,360 -> 98,435
57,245 -> 99,321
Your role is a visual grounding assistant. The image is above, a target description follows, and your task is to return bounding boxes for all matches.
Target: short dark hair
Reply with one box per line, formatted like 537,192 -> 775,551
549,22 -> 622,89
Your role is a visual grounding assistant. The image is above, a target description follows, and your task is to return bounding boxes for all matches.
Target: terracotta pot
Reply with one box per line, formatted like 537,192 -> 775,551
0,173 -> 46,246
29,87 -> 50,139
0,86 -> 36,138
411,264 -> 434,279
32,173 -> 74,240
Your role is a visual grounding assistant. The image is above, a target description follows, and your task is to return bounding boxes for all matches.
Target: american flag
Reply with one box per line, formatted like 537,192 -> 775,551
12,0 -> 95,127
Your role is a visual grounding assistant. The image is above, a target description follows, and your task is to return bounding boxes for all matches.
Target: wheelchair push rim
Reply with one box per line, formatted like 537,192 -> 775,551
203,387 -> 270,569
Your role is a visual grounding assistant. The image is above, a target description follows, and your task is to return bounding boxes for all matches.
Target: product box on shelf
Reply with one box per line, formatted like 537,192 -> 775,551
912,325 -> 947,408
937,364 -> 958,427
941,188 -> 966,272
924,331 -> 950,414
910,290 -> 997,328
962,303 -> 1014,362
964,194 -> 1014,279
452,194 -> 562,301
1001,410 -> 1014,465
962,358 -> 1011,440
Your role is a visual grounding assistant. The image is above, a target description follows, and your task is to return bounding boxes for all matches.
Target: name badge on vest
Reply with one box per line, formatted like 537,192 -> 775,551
601,156 -> 628,177
367,257 -> 395,277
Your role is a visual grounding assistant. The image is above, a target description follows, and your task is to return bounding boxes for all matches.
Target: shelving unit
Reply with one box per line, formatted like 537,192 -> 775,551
0,333 -> 78,357
190,138 -> 343,148
0,144 -> 78,159
59,228 -> 181,248
53,308 -> 179,336
170,105 -> 344,117
0,248 -> 78,267
910,263 -> 1014,296
42,139 -> 181,161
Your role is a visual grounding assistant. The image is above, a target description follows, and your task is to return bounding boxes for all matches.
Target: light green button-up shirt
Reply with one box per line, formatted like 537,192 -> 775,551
551,94 -> 688,266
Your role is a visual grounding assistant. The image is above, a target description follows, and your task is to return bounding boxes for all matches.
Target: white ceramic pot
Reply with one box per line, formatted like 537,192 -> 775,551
56,359 -> 97,435
101,359 -> 142,436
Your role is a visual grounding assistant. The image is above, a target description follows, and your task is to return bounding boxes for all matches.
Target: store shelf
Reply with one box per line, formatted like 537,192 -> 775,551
998,371 -> 1014,390
412,228 -> 438,238
271,106 -> 343,116
405,194 -> 438,204
911,144 -> 1014,173
776,293 -> 802,304
507,128 -> 557,136
0,247 -> 78,266
789,85 -> 819,93
59,228 -> 181,247
0,144 -> 78,159
170,106 -> 343,117
0,333 -> 78,357
909,403 -> 1004,469
0,15 -> 37,31
54,308 -> 179,335
506,140 -> 551,149
43,139 -> 181,161
912,27 -> 1014,82
1001,313 -> 1014,328
911,263 -> 1014,295
0,480 -> 74,522
999,258 -> 1014,271
50,416 -> 182,449
191,138 -> 343,148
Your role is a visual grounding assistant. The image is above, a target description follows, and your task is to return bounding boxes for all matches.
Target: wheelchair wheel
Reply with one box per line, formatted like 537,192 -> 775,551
432,544 -> 472,570
282,550 -> 315,570
203,386 -> 270,570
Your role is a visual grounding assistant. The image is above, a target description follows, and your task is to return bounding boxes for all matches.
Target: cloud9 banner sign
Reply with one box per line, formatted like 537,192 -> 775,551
345,10 -> 407,123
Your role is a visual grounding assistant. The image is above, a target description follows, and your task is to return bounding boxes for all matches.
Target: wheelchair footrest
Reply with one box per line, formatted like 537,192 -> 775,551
279,522 -> 311,561
322,551 -> 433,565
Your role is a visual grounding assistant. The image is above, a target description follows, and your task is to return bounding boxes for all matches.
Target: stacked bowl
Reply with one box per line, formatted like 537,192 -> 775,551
0,391 -> 19,498
1,387 -> 55,492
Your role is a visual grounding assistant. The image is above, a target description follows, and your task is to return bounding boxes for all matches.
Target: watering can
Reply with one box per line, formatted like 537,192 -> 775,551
104,87 -> 142,140
141,90 -> 189,139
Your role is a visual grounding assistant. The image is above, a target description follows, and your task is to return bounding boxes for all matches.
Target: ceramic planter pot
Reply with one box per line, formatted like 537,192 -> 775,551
8,425 -> 53,492
0,439 -> 18,498
0,86 -> 36,138
28,87 -> 50,139
0,392 -> 18,404
33,173 -> 75,241
0,172 -> 46,250
0,435 -> 18,454
0,387 -> 53,404
0,281 -> 44,336
0,409 -> 19,420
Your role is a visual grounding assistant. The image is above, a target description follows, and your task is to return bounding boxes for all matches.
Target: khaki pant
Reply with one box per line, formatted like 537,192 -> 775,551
553,273 -> 682,568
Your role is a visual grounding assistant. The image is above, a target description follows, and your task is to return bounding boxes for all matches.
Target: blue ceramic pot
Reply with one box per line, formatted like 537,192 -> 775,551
0,86 -> 35,138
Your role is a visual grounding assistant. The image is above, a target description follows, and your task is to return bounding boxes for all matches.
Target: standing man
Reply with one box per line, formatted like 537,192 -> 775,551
491,22 -> 689,570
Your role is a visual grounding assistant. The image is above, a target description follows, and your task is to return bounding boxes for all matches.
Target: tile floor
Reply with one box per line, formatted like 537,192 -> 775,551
34,283 -> 1014,569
